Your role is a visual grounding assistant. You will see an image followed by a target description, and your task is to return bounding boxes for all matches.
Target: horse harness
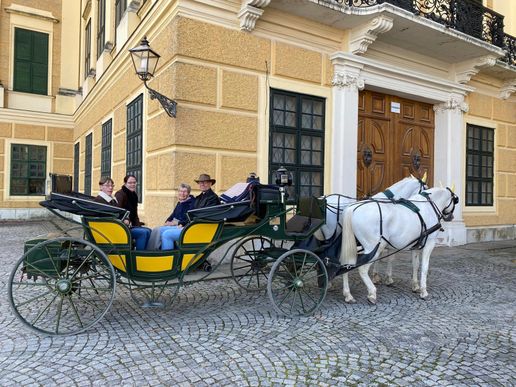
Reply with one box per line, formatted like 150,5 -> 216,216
353,189 -> 456,256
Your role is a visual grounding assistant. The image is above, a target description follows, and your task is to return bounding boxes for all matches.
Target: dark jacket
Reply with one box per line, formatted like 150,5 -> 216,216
166,195 -> 195,226
94,195 -> 117,205
115,185 -> 142,226
194,188 -> 220,209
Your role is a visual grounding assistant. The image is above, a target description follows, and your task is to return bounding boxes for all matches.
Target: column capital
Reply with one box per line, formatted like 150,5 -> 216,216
433,94 -> 469,114
332,72 -> 365,90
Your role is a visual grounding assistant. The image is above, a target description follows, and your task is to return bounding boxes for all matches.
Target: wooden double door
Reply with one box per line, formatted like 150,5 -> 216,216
356,90 -> 434,198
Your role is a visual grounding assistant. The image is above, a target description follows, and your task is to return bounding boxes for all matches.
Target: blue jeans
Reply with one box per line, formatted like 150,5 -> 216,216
161,226 -> 182,250
130,227 -> 151,250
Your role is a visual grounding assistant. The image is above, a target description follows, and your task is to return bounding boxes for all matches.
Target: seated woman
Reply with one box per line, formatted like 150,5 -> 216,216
94,176 -> 118,205
147,183 -> 195,250
114,175 -> 151,250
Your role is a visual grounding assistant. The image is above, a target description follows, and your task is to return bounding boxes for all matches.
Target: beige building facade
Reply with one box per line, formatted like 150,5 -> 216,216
0,0 -> 515,245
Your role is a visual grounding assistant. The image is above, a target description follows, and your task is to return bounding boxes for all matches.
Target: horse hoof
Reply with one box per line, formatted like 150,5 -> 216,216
385,278 -> 394,286
372,274 -> 382,285
420,291 -> 429,300
367,296 -> 377,305
344,296 -> 356,304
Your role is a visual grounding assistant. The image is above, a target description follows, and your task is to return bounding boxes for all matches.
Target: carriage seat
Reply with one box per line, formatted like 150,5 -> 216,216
285,196 -> 325,237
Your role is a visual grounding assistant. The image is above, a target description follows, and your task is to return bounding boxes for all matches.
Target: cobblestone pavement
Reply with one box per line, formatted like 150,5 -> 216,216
0,219 -> 514,386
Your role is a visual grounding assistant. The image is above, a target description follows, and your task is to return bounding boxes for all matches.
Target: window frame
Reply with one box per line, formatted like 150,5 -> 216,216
269,88 -> 325,200
126,94 -> 144,202
97,0 -> 106,59
84,133 -> 93,196
74,142 -> 80,192
9,143 -> 47,196
465,123 -> 494,207
101,119 -> 113,178
115,0 -> 127,28
13,27 -> 49,95
84,19 -> 91,79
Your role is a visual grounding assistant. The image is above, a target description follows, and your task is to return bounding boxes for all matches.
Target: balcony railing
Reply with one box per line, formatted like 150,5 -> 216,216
333,0 -> 505,47
501,33 -> 516,67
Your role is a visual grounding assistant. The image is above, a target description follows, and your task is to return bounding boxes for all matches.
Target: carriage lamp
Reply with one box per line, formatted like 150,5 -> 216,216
274,166 -> 293,187
129,37 -> 177,118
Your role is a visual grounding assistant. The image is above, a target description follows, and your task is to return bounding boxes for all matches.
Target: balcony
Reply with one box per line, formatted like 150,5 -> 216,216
266,0 -> 514,67
332,0 -> 505,47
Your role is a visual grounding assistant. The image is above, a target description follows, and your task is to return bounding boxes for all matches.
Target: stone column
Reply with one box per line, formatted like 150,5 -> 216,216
433,93 -> 469,246
330,53 -> 364,196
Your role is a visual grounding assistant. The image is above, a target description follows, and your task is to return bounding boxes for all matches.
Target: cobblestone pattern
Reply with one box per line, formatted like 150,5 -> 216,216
0,220 -> 514,386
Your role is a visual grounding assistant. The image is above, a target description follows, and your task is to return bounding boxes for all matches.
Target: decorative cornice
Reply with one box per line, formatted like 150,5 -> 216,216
332,72 -> 365,90
5,5 -> 59,23
454,55 -> 498,84
499,79 -> 516,100
349,15 -> 393,55
238,0 -> 271,32
433,94 -> 469,114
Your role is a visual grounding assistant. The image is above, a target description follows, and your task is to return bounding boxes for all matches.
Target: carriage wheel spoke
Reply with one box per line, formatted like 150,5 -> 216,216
43,245 -> 62,276
68,297 -> 84,328
15,290 -> 54,308
69,250 -> 96,279
55,296 -> 64,334
31,293 -> 58,326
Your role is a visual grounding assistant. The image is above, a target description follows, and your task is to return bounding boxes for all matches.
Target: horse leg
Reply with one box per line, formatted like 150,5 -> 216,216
384,254 -> 394,286
372,260 -> 382,285
357,263 -> 377,304
411,251 -> 420,292
342,273 -> 356,303
419,240 -> 436,299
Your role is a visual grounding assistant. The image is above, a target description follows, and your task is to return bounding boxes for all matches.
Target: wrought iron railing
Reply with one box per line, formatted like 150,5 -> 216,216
501,34 -> 516,67
332,0 -> 505,47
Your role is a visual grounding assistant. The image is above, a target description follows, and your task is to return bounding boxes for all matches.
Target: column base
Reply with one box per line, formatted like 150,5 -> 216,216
435,220 -> 467,246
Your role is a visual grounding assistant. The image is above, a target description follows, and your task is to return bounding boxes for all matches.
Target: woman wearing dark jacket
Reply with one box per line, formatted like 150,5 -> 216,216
114,175 -> 151,250
147,183 -> 195,250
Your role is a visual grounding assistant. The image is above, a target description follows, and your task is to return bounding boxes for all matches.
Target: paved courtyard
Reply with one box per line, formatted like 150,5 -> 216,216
0,219 -> 514,386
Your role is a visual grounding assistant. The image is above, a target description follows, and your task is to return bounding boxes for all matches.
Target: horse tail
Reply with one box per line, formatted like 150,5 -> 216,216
340,206 -> 357,265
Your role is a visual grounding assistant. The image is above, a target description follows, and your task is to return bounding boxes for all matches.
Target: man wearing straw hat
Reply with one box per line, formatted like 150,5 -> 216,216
194,173 -> 220,209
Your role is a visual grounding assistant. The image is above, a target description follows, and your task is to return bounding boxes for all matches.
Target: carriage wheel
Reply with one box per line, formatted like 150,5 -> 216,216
8,237 -> 116,336
230,236 -> 289,292
267,249 -> 328,316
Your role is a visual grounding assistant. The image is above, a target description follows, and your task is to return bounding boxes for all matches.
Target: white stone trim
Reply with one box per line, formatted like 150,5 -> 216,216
499,79 -> 516,100
453,55 -> 498,84
349,15 -> 393,55
238,0 -> 271,32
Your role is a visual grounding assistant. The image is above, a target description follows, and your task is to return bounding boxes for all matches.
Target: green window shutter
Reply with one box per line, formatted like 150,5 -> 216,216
13,28 -> 48,95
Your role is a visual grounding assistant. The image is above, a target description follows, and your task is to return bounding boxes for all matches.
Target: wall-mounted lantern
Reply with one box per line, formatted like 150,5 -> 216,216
129,37 -> 177,118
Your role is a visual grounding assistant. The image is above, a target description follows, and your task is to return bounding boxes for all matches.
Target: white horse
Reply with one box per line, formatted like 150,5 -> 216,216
340,187 -> 458,304
316,176 -> 426,296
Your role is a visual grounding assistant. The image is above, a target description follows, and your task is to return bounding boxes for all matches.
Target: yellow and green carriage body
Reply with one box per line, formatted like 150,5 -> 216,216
8,185 -> 330,336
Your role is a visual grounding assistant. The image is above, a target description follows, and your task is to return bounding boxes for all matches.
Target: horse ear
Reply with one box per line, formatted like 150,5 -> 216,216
410,173 -> 415,179
451,183 -> 455,192
422,171 -> 427,183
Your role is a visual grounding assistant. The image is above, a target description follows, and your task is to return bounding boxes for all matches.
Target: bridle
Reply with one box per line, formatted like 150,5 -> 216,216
425,187 -> 459,222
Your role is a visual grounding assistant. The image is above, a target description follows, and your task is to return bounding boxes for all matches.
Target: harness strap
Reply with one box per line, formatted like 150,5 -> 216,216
383,189 -> 395,200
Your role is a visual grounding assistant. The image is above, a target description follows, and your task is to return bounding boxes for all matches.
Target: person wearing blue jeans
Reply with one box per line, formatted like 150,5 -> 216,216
147,183 -> 195,250
115,175 -> 151,250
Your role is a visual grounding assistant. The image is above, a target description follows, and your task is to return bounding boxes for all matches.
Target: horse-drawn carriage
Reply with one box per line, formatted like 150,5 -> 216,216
7,171 -> 458,336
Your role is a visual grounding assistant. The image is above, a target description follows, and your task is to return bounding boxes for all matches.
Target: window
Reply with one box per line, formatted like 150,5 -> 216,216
101,119 -> 112,178
84,134 -> 92,196
74,142 -> 80,192
115,0 -> 127,28
10,144 -> 47,195
466,124 -> 494,206
127,94 -> 143,201
13,28 -> 49,95
84,20 -> 91,79
97,0 -> 106,59
269,89 -> 325,199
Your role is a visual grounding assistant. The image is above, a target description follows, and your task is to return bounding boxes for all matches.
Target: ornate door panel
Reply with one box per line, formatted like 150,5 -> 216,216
393,98 -> 434,186
356,91 -> 434,197
357,91 -> 392,198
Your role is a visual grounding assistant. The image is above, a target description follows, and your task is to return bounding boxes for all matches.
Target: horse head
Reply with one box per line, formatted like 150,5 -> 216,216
423,187 -> 459,222
441,187 -> 459,221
